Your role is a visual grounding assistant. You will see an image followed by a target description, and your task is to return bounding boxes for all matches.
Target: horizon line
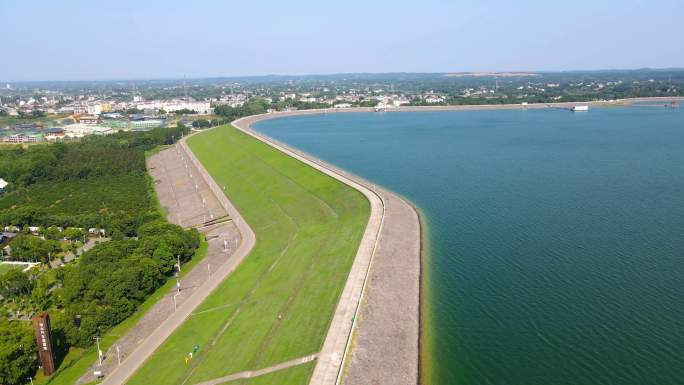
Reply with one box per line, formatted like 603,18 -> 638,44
2,67 -> 684,84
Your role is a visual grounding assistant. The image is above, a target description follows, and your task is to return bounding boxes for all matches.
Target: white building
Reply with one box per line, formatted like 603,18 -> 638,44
63,123 -> 112,138
91,126 -> 114,135
0,178 -> 8,192
87,104 -> 102,115
424,95 -> 445,104
135,100 -> 212,114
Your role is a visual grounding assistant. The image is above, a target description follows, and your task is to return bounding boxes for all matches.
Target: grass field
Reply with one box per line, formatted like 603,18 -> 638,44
127,125 -> 369,385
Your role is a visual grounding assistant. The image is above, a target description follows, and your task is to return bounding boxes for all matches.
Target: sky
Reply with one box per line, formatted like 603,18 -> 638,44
1,0 -> 683,81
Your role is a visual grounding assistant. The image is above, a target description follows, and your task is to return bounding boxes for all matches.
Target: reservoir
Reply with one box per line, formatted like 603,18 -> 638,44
253,106 -> 684,385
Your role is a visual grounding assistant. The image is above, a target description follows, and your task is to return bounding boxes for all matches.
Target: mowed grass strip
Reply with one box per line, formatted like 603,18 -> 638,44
127,125 -> 369,385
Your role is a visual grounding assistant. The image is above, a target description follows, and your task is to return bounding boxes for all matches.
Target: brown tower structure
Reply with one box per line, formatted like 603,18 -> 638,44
32,313 -> 56,375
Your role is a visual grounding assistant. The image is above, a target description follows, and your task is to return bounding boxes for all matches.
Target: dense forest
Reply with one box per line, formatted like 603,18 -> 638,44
0,124 -> 200,385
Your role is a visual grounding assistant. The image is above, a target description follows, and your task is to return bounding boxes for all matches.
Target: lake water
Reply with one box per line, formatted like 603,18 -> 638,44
254,106 -> 684,385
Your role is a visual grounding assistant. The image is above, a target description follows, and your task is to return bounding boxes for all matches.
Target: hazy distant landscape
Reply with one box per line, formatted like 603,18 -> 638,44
2,0 -> 683,384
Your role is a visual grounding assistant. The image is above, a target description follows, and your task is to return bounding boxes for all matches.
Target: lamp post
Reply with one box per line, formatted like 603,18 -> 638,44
95,336 -> 103,366
173,292 -> 180,311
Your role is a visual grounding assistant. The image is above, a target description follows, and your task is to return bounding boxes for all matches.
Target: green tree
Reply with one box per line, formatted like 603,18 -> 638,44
0,319 -> 37,385
0,269 -> 34,299
9,234 -> 60,263
63,228 -> 85,241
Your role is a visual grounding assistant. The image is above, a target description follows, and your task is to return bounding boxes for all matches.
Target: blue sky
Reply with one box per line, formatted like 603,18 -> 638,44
1,0 -> 682,80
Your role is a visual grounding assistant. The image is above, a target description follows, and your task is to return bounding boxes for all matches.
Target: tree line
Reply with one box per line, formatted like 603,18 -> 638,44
0,124 -> 199,385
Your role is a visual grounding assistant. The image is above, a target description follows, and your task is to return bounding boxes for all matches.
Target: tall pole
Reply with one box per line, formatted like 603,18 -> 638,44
177,255 -> 181,274
116,344 -> 121,365
95,336 -> 102,366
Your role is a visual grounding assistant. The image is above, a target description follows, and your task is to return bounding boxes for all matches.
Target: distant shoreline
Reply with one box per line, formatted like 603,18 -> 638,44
259,96 -> 684,117
234,114 -> 422,385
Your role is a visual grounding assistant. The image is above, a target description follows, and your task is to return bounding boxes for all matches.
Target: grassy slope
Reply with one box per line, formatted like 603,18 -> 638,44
127,125 -> 369,385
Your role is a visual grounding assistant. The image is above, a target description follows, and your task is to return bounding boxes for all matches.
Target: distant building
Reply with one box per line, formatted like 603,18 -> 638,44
44,127 -> 66,140
102,112 -> 123,119
91,126 -> 114,136
130,119 -> 164,131
1,232 -> 17,246
76,115 -> 100,125
87,104 -> 102,115
135,100 -> 212,114
13,123 -> 42,131
1,133 -> 43,143
424,95 -> 445,104
0,178 -> 8,193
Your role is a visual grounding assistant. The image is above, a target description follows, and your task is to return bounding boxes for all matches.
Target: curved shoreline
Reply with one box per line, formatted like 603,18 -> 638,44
233,113 -> 422,385
233,96 -> 684,119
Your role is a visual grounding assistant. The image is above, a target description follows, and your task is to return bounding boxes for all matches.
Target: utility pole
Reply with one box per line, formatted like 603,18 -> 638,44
116,345 -> 121,365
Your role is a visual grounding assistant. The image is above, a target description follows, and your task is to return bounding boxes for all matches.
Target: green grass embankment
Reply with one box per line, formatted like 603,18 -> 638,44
127,124 -> 369,385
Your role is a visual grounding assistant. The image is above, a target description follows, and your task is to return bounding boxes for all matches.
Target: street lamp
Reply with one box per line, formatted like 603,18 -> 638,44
173,292 -> 180,311
94,336 -> 103,366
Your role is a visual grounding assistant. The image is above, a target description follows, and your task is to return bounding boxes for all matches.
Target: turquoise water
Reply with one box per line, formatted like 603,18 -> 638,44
254,106 -> 684,385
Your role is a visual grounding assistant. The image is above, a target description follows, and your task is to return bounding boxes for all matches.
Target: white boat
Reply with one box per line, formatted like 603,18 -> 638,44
572,105 -> 589,112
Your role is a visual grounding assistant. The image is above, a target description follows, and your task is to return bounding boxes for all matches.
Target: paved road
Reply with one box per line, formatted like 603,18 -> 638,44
100,139 -> 256,385
77,146 -> 241,384
232,116 -> 387,385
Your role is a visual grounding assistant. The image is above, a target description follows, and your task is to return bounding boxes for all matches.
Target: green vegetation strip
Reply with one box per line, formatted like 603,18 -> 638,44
128,125 -> 369,385
37,238 -> 209,385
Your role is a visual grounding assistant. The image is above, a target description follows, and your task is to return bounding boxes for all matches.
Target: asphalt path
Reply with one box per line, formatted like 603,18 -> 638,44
100,138 -> 256,385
